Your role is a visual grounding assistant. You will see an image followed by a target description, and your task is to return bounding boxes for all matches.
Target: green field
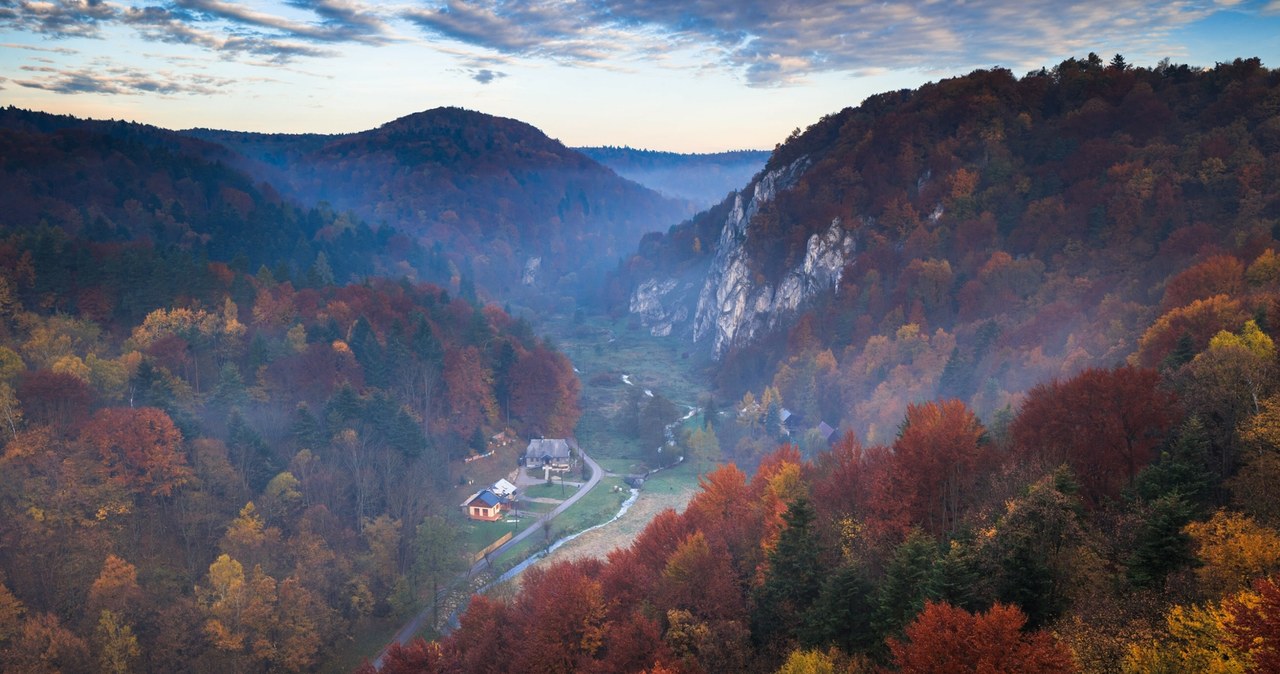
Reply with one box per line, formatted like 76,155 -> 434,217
458,519 -> 522,556
524,313 -> 713,466
521,481 -> 579,500
516,500 -> 555,514
552,476 -> 630,534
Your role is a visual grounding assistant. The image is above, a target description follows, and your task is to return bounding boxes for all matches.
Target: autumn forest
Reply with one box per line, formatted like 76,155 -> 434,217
6,54 -> 1280,674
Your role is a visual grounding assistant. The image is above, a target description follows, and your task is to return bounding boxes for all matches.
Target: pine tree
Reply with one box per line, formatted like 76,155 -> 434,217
1126,493 -> 1197,589
753,495 -> 822,648
800,561 -> 876,653
874,530 -> 939,641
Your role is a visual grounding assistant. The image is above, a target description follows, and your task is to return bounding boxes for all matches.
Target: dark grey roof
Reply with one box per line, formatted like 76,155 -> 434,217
525,438 -> 571,460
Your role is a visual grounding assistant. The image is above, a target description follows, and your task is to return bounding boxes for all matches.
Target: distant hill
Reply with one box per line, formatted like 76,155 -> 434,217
0,106 -> 421,288
187,108 -> 694,297
576,146 -> 770,209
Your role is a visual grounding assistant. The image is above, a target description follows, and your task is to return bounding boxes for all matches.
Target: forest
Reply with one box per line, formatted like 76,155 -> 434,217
6,52 -> 1280,674
613,56 -> 1280,450
397,263 -> 1280,673
0,229 -> 581,671
376,57 -> 1280,672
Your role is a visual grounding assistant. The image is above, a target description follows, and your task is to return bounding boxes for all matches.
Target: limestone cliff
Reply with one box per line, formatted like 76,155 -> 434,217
629,156 -> 857,358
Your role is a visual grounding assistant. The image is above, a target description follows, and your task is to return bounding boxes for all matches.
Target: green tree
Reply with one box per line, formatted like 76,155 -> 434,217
754,496 -> 822,649
874,530 -> 940,641
411,515 -> 465,624
1126,493 -> 1197,590
1132,415 -> 1213,510
94,609 -> 140,674
800,561 -> 876,653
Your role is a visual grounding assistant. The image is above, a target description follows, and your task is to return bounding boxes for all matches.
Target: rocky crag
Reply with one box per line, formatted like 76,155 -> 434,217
630,157 -> 857,358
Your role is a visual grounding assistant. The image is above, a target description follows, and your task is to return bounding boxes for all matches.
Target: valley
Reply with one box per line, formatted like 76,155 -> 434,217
4,50 -> 1280,674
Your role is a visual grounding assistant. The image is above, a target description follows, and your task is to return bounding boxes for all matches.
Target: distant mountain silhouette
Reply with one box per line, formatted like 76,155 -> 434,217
187,107 -> 693,296
576,146 -> 770,209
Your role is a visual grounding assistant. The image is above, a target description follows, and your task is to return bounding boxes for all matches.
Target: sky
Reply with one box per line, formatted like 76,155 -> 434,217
2,1 -> 1280,152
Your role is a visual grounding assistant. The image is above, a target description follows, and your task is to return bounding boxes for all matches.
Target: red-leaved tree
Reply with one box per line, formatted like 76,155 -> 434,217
1011,366 -> 1178,506
80,407 -> 191,497
887,601 -> 1075,673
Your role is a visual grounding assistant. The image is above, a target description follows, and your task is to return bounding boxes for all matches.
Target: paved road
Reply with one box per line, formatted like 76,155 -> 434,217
374,448 -> 603,668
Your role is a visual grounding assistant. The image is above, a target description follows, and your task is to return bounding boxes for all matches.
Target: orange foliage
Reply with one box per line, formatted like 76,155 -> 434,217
442,346 -> 498,435
80,407 -> 191,497
888,601 -> 1075,673
869,400 -> 990,537
1133,295 -> 1248,368
1160,254 -> 1245,313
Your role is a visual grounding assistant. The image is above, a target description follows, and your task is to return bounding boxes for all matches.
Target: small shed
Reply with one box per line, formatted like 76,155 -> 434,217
462,489 -> 504,521
491,478 -> 517,499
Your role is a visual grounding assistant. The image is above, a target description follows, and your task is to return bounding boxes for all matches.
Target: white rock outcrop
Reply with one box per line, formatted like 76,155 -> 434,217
629,278 -> 691,337
629,156 -> 859,359
522,257 -> 541,286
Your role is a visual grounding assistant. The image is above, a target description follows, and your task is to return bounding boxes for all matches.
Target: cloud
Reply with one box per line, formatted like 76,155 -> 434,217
0,0 -> 117,38
121,5 -> 337,63
403,1 -> 615,63
1,0 -> 387,65
0,41 -> 78,54
469,67 -> 504,83
15,63 -> 236,94
175,0 -> 389,44
401,0 -> 1245,85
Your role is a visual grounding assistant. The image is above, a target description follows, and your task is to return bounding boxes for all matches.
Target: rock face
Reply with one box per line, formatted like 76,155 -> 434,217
629,156 -> 858,358
522,257 -> 541,286
630,278 -> 691,337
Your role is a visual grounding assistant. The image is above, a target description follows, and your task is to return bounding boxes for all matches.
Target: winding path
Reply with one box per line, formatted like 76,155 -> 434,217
373,448 -> 603,668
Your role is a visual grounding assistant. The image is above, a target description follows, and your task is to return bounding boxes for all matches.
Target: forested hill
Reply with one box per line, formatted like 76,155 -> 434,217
616,56 -> 1280,444
407,56 -> 1280,674
186,107 -> 694,296
575,146 -> 771,208
0,105 -> 692,302
0,106 -> 431,289
0,231 -> 582,672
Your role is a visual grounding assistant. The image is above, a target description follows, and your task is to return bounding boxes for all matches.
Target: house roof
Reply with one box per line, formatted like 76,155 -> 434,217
491,479 -> 517,498
462,489 -> 502,508
818,421 -> 836,440
525,438 -> 571,460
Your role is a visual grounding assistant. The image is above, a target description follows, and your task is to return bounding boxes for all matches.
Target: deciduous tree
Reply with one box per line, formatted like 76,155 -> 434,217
81,407 -> 191,497
887,601 -> 1075,674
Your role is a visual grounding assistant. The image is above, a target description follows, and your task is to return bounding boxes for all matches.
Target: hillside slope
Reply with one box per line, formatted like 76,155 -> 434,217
189,108 -> 694,296
618,56 -> 1280,442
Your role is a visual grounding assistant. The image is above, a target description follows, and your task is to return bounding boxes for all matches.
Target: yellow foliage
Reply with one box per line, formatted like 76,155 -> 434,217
1241,395 -> 1280,452
51,354 -> 90,382
1207,320 -> 1275,360
1246,249 -> 1280,288
21,322 -> 73,369
130,306 -> 220,349
0,346 -> 23,383
766,462 -> 806,509
286,324 -> 307,353
776,648 -> 837,674
0,382 -> 22,440
1122,601 -> 1246,674
1186,510 -> 1280,597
